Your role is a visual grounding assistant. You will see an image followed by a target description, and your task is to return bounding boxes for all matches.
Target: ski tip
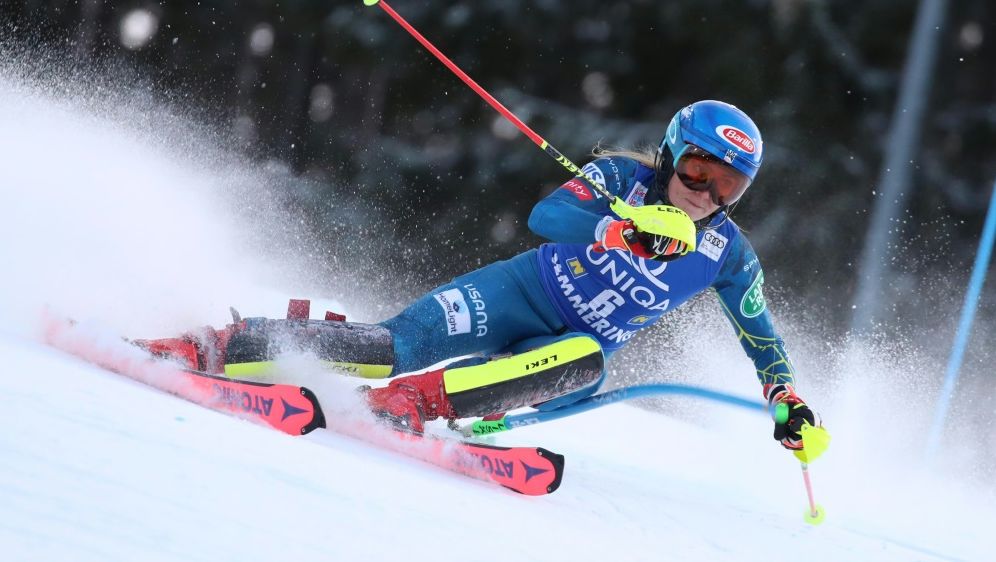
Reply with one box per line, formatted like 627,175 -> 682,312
536,447 -> 565,494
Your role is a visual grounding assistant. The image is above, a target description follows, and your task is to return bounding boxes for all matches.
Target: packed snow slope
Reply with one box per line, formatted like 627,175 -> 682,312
1,328 -> 991,562
1,64 -> 994,562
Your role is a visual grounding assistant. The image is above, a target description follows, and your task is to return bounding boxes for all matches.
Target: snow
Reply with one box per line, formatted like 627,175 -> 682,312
2,331 -> 992,562
1,66 -> 994,562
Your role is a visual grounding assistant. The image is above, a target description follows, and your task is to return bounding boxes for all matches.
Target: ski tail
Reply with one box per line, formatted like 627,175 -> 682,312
41,312 -> 326,435
175,369 -> 326,435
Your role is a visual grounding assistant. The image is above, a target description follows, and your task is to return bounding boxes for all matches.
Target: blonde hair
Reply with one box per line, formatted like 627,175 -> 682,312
591,142 -> 659,168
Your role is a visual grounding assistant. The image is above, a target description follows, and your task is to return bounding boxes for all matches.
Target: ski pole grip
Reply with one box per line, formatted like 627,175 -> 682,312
774,402 -> 789,424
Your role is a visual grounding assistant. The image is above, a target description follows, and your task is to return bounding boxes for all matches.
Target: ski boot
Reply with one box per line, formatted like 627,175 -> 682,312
132,307 -> 243,373
362,369 -> 457,434
363,334 -> 605,434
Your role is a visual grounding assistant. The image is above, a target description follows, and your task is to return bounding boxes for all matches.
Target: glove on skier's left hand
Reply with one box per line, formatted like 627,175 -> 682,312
765,383 -> 819,450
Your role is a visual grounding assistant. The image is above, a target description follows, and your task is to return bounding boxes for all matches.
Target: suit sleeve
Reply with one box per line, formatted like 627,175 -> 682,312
527,158 -> 633,243
711,232 -> 796,391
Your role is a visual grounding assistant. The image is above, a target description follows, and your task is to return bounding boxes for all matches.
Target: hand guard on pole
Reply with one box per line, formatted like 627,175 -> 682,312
766,383 -> 820,450
593,204 -> 696,261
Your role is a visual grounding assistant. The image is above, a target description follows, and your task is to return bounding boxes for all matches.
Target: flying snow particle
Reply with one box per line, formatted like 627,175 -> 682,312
119,9 -> 159,50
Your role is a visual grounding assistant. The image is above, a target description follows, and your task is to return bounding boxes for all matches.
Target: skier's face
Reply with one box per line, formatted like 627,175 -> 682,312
666,172 -> 721,221
671,145 -> 752,211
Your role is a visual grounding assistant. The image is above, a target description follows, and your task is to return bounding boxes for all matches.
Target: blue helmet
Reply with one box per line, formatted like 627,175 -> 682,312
660,100 -> 763,183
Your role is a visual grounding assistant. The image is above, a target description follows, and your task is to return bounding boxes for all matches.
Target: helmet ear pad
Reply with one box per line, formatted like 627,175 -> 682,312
650,145 -> 675,206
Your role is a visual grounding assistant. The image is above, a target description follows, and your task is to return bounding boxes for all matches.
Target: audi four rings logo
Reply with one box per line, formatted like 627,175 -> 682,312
703,231 -> 726,249
715,125 -> 756,153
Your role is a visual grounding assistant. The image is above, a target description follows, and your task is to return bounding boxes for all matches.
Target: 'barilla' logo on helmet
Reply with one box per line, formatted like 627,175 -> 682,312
715,125 -> 756,154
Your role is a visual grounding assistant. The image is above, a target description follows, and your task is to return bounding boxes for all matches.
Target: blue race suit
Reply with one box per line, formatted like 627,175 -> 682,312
380,155 -> 794,408
528,156 -> 795,389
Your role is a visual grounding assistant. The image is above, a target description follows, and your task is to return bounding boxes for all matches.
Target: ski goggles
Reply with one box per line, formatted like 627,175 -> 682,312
674,145 -> 752,206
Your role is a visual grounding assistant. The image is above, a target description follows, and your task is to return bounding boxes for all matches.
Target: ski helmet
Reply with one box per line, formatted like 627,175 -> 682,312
656,100 -> 763,207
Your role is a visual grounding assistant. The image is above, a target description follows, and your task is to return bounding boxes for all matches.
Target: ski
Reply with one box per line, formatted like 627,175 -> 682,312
41,313 -> 565,495
327,420 -> 564,495
436,440 -> 563,495
41,314 -> 326,435
167,369 -> 326,435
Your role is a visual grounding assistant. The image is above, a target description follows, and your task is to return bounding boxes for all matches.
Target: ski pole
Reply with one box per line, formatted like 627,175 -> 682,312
464,383 -> 766,436
776,403 -> 829,524
362,0 -> 601,194
799,462 -> 825,524
361,0 -> 694,246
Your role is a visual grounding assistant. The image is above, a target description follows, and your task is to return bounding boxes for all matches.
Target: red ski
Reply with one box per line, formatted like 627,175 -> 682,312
327,419 -> 564,495
41,314 -> 325,435
410,439 -> 563,496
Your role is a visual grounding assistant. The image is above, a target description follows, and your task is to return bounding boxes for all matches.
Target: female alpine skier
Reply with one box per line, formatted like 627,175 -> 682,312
142,99 -> 820,451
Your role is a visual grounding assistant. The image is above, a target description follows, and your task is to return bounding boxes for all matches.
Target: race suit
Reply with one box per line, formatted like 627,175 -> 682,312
380,155 -> 794,408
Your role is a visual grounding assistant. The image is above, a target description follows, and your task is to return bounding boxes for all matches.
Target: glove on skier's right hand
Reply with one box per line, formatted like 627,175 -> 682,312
593,217 -> 689,261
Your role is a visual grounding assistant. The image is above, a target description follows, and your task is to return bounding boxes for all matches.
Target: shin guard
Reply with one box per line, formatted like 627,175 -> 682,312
223,319 -> 395,378
443,336 -> 604,418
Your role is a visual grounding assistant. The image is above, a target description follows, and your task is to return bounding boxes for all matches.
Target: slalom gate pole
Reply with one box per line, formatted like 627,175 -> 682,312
925,177 -> 996,458
362,0 -> 608,195
464,383 -> 765,436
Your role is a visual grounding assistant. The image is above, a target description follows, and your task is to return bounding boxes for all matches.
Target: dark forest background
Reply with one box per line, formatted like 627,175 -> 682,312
3,0 -> 994,347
